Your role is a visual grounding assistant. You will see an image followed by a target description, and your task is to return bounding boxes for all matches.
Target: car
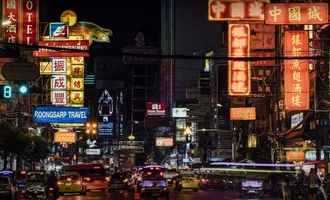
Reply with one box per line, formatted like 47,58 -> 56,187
57,172 -> 86,195
176,173 -> 200,192
138,165 -> 169,199
24,171 -> 47,200
240,179 -> 264,198
108,172 -> 134,191
0,175 -> 16,200
199,175 -> 224,190
164,169 -> 178,185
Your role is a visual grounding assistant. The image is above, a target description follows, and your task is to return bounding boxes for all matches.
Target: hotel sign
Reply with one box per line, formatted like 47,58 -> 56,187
284,31 -> 309,111
21,0 -> 39,45
208,0 -> 265,21
265,3 -> 328,24
3,0 -> 20,43
228,24 -> 251,96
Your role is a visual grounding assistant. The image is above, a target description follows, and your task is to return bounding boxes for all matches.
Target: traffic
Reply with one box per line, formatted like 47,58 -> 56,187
0,161 -> 328,199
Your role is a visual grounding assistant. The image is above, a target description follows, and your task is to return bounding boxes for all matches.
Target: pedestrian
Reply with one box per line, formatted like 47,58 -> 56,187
308,168 -> 320,200
281,176 -> 289,200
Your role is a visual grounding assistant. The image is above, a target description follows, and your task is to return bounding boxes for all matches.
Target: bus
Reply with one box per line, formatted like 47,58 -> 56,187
62,163 -> 109,191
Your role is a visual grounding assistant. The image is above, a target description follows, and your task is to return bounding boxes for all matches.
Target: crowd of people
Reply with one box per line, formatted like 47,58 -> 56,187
281,168 -> 329,200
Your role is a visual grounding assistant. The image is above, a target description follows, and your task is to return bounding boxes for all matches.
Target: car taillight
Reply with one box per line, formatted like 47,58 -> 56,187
75,181 -> 81,185
105,177 -> 110,182
57,181 -> 63,185
160,172 -> 164,177
84,177 -> 91,182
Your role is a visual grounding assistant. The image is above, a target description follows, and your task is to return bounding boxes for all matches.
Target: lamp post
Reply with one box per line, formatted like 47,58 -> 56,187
128,120 -> 139,141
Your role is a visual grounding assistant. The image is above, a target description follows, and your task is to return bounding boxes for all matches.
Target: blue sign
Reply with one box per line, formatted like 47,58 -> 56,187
98,122 -> 113,136
49,22 -> 68,38
33,106 -> 89,124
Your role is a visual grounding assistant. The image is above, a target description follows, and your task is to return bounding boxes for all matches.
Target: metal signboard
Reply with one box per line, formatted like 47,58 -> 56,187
51,75 -> 66,90
51,91 -> 67,105
49,22 -> 68,38
32,106 -> 89,123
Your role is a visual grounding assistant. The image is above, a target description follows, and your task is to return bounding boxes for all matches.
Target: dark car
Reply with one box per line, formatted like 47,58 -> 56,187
199,175 -> 224,190
24,171 -> 47,200
0,176 -> 16,200
108,172 -> 134,191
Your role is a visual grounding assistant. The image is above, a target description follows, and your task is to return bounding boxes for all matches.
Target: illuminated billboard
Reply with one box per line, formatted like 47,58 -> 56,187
33,106 -> 89,123
265,3 -> 328,24
228,24 -> 251,96
3,0 -> 20,43
21,0 -> 39,45
284,31 -> 309,111
208,0 -> 265,21
54,131 -> 76,143
156,137 -> 174,147
230,107 -> 256,120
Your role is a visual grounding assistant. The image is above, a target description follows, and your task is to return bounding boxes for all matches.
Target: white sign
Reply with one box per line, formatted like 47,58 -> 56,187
51,91 -> 67,105
172,108 -> 189,118
51,75 -> 67,90
52,58 -> 67,74
291,112 -> 303,129
156,137 -> 174,147
86,148 -> 101,155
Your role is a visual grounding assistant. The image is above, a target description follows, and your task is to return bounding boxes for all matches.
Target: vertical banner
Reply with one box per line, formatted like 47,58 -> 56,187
2,0 -> 20,43
21,0 -> 38,45
228,24 -> 251,96
284,31 -> 309,111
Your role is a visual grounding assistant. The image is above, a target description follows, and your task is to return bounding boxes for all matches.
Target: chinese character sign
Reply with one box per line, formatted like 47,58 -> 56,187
51,91 -> 67,105
265,3 -> 328,24
284,31 -> 309,111
70,91 -> 84,105
51,75 -> 67,90
3,0 -> 20,43
21,0 -> 39,45
70,78 -> 84,90
52,58 -> 66,74
208,0 -> 264,21
228,24 -> 251,96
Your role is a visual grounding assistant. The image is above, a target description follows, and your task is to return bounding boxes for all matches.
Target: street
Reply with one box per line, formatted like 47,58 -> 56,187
56,190 -> 280,200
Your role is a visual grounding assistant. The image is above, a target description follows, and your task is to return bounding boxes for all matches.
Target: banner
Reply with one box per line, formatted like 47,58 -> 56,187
284,31 -> 309,111
228,24 -> 251,96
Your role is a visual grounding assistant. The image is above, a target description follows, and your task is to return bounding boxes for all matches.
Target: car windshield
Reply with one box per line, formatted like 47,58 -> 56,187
0,177 -> 9,185
60,175 -> 80,181
27,173 -> 45,183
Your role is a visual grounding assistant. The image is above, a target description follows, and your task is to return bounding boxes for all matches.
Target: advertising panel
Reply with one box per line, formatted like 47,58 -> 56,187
71,57 -> 84,65
33,106 -> 89,123
51,58 -> 66,74
3,0 -> 20,43
291,112 -> 303,129
71,65 -> 84,77
51,75 -> 66,90
21,0 -> 39,45
230,107 -> 256,120
286,151 -> 304,162
156,137 -> 174,147
98,122 -> 113,136
146,102 -> 166,116
208,0 -> 265,21
284,31 -> 309,111
54,131 -> 76,143
33,40 -> 89,57
69,78 -> 84,90
228,24 -> 251,96
172,108 -> 188,118
39,61 -> 52,75
265,3 -> 328,24
69,91 -> 84,105
49,22 -> 68,38
51,90 -> 67,105
86,148 -> 101,155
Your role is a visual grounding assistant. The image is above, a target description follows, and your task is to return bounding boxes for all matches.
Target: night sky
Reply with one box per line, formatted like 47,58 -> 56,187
40,0 -> 161,46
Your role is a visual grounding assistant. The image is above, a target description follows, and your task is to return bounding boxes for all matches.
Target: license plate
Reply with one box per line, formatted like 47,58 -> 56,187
65,183 -> 71,186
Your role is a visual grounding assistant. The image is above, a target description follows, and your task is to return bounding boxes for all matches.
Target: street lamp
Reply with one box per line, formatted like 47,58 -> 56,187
128,120 -> 139,141
85,122 -> 97,137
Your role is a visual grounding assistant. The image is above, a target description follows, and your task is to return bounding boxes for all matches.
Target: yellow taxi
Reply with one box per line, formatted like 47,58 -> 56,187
57,172 -> 86,195
176,173 -> 200,192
